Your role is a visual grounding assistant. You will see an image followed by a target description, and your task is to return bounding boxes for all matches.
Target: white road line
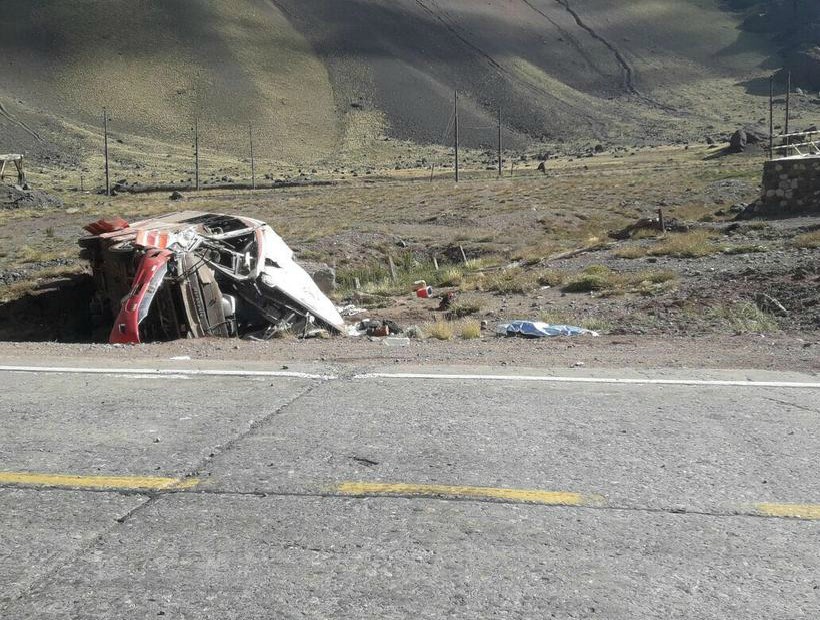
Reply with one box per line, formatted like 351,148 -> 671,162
0,365 -> 335,380
354,372 -> 820,389
1,366 -> 816,388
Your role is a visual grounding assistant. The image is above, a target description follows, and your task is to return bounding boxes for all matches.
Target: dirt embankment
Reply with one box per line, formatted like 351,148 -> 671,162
0,184 -> 63,210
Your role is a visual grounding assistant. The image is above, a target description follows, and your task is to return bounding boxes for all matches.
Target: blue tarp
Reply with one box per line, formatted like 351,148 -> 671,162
496,321 -> 599,338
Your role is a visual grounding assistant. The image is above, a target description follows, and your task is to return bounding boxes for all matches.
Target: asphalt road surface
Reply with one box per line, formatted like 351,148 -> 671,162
1,359 -> 818,618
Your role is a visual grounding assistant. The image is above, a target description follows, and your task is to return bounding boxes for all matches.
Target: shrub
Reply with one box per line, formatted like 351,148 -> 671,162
709,302 -> 778,333
562,265 -> 625,293
614,245 -> 649,259
791,230 -> 820,249
459,319 -> 482,339
425,320 -> 454,340
447,302 -> 481,319
536,269 -> 566,287
484,268 -> 535,294
647,231 -> 719,258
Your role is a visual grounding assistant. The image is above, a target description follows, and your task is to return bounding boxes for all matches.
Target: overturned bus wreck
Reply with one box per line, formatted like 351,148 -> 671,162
79,211 -> 345,344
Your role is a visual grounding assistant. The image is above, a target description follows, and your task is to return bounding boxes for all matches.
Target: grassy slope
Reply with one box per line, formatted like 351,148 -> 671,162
0,0 -> 778,166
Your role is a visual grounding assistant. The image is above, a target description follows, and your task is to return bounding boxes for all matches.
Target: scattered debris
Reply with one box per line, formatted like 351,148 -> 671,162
349,318 -> 404,337
609,215 -> 688,240
337,304 -> 367,318
79,211 -> 344,344
754,293 -> 788,316
437,291 -> 457,311
496,321 -> 600,338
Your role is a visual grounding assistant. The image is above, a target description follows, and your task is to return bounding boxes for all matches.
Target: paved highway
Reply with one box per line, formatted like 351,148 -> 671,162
0,360 -> 818,618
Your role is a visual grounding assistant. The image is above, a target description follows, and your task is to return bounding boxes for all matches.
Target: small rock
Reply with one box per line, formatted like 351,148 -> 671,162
405,325 -> 424,339
383,337 -> 410,347
312,266 -> 336,294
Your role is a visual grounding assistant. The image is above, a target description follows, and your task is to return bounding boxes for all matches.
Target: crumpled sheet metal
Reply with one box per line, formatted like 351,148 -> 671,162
496,321 -> 599,338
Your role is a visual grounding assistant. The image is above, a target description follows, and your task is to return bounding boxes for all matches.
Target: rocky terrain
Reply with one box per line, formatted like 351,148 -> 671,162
0,146 -> 816,356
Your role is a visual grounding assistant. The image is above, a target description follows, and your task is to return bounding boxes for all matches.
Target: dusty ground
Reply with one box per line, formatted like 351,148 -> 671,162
0,145 -> 817,368
0,333 -> 816,372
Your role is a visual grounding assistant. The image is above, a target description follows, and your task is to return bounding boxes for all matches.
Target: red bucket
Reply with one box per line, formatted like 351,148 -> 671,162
416,286 -> 433,299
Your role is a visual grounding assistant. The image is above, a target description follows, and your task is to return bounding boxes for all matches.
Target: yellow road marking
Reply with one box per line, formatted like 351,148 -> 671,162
0,471 -> 198,491
756,503 -> 820,520
337,481 -> 597,506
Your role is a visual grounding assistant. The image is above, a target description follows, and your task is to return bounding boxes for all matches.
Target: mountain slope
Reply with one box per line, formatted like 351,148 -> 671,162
0,0 -> 339,162
0,0 -> 782,164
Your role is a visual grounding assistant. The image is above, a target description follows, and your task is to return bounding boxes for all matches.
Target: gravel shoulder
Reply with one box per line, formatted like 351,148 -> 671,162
0,333 -> 816,373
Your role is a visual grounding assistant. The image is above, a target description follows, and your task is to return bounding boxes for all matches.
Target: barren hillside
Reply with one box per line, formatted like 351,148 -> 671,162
0,0 -> 787,164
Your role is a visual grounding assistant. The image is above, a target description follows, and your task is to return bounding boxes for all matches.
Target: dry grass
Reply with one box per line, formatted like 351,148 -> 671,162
791,230 -> 820,249
721,244 -> 768,255
17,245 -> 69,264
439,267 -> 464,287
649,231 -> 720,258
447,301 -> 481,319
459,319 -> 482,339
562,265 -> 626,293
512,242 -> 559,265
536,269 -> 566,287
561,265 -> 678,296
0,265 -> 86,302
483,268 -> 537,295
709,302 -> 778,333
614,245 -> 651,259
616,230 -> 720,259
424,320 -> 454,341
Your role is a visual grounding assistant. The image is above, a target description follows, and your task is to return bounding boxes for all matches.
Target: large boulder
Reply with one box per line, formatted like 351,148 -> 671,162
729,129 -> 748,153
311,266 -> 336,295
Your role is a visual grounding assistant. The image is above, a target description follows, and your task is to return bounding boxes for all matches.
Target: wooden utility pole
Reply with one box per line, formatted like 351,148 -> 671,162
454,91 -> 459,183
194,117 -> 200,191
249,122 -> 256,190
785,70 -> 791,136
497,107 -> 502,177
769,75 -> 774,159
103,108 -> 110,196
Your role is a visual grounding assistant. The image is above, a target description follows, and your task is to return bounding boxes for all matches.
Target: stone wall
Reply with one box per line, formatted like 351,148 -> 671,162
754,157 -> 820,216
